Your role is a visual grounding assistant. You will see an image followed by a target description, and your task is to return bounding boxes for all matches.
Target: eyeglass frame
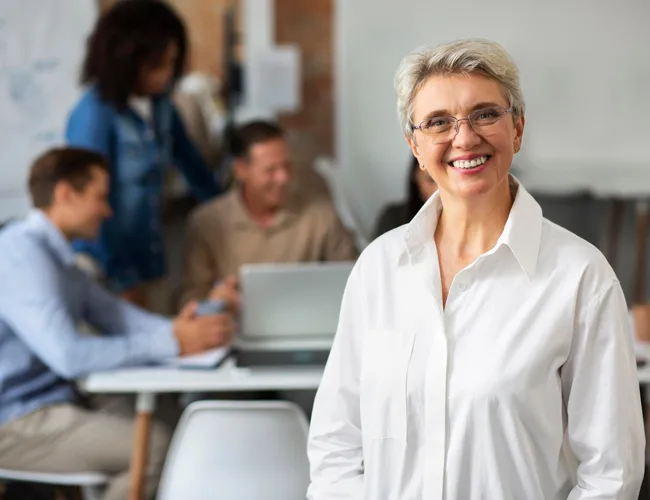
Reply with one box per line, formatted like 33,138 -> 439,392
411,106 -> 515,142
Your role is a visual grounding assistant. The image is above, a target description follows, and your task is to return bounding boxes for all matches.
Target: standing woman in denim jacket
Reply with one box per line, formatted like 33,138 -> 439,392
66,0 -> 220,309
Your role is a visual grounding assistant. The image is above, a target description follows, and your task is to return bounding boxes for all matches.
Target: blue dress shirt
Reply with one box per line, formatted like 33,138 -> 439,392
65,88 -> 220,292
0,211 -> 179,425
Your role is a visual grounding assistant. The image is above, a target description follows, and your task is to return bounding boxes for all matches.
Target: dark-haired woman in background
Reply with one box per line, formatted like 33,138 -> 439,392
66,0 -> 220,310
373,157 -> 437,238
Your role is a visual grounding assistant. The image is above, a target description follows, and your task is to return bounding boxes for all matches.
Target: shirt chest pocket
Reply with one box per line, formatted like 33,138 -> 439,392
360,329 -> 415,442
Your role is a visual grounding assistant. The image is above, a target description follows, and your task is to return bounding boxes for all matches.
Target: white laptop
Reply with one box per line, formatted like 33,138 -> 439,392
238,262 -> 354,350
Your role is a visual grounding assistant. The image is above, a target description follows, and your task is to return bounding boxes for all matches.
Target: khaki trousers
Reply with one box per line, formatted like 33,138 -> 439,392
0,397 -> 171,500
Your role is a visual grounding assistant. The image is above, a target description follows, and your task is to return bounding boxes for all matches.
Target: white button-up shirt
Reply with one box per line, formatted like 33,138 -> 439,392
308,180 -> 645,500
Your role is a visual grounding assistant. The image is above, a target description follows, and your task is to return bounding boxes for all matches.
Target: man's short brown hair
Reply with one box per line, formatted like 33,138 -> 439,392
231,120 -> 285,159
28,147 -> 109,209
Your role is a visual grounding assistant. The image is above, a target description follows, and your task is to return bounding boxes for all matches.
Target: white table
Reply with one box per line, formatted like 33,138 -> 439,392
81,358 -> 324,395
79,359 -> 323,500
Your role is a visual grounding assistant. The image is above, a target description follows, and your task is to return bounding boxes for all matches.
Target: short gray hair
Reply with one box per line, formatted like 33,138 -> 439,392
394,39 -> 525,138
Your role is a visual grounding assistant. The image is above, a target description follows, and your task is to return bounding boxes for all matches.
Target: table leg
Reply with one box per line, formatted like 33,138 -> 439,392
130,393 -> 157,500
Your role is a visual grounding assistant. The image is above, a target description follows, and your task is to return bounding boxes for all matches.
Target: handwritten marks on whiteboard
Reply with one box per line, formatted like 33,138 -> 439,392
0,1 -> 96,219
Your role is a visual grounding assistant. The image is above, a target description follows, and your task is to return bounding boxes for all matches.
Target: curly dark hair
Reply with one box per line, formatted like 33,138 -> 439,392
81,0 -> 187,107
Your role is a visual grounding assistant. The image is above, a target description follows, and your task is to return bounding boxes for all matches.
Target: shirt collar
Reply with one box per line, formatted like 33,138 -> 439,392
25,210 -> 77,267
226,187 -> 299,231
495,177 -> 543,278
403,175 -> 543,278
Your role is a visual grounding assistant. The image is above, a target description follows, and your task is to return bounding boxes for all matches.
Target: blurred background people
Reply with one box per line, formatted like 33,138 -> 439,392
66,0 -> 220,312
373,156 -> 437,238
180,120 -> 357,306
0,148 -> 234,500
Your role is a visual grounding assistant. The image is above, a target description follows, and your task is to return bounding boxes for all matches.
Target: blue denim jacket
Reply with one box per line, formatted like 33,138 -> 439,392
65,88 -> 220,291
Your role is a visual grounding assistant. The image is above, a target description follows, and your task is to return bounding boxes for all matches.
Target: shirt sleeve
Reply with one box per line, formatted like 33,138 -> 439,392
561,279 -> 645,499
307,263 -> 365,499
179,213 -> 219,307
0,241 -> 178,380
65,98 -> 141,291
321,202 -> 359,262
170,104 -> 221,201
65,97 -> 113,157
82,273 -> 178,340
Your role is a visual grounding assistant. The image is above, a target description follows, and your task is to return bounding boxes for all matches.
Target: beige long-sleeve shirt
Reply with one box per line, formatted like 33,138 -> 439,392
180,188 -> 357,305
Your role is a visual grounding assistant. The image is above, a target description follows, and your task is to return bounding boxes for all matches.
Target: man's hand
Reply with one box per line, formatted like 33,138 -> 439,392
208,275 -> 240,313
172,300 -> 235,356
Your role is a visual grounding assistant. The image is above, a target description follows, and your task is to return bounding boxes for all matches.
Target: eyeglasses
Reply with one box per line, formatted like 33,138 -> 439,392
412,106 -> 513,144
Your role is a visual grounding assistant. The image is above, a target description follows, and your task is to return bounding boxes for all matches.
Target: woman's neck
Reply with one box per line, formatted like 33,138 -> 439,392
435,178 -> 514,261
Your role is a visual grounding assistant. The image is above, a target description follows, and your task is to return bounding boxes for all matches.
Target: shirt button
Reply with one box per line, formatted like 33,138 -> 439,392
458,282 -> 468,291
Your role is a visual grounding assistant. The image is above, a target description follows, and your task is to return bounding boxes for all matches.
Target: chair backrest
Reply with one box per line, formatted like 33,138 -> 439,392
157,400 -> 310,500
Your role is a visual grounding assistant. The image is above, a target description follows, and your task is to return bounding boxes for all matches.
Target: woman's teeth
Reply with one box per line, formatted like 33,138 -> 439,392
451,155 -> 489,169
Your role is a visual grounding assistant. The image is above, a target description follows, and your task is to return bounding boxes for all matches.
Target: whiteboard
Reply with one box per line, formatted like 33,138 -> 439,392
334,0 -> 650,236
0,0 -> 97,221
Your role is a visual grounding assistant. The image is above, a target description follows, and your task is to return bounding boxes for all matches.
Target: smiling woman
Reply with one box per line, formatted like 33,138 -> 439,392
307,39 -> 645,500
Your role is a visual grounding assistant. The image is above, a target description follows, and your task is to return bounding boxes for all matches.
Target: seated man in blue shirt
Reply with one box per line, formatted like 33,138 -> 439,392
0,148 -> 234,500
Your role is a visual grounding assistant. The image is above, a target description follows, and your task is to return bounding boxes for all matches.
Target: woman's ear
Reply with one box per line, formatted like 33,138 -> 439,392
513,115 -> 525,153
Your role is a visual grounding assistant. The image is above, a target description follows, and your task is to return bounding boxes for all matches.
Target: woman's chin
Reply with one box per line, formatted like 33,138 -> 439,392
443,165 -> 509,198
447,177 -> 507,200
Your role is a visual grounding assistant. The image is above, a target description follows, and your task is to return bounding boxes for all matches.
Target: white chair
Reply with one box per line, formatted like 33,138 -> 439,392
157,400 -> 310,500
0,468 -> 107,500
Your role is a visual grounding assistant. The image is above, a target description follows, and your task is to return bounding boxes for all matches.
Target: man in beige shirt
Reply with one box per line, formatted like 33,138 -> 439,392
181,120 -> 357,306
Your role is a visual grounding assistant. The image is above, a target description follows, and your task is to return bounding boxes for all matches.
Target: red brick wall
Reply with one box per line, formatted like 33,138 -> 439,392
275,0 -> 334,166
169,0 -> 244,77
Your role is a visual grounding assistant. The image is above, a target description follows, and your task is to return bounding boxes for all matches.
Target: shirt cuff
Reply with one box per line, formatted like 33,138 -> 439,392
133,320 -> 180,362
